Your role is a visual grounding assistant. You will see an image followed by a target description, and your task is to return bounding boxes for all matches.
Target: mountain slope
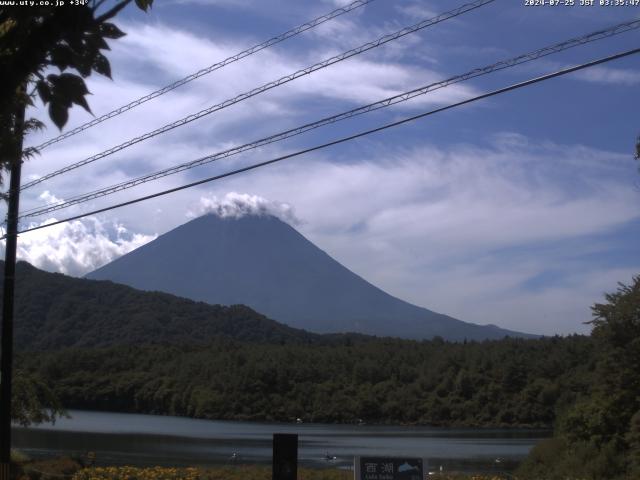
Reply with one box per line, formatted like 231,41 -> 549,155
87,214 -> 533,340
1,261 -> 321,351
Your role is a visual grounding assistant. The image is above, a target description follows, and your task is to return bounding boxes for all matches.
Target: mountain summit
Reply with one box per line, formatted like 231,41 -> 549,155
87,213 -> 532,340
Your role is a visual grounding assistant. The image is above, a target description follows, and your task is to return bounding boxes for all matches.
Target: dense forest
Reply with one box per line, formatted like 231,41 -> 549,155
8,259 -> 640,478
20,336 -> 593,427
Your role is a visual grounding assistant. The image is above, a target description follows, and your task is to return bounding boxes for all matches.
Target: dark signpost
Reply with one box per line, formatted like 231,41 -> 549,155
354,457 -> 424,480
272,433 -> 297,480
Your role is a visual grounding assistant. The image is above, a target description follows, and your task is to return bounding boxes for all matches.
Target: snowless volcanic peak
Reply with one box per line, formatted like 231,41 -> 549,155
87,211 -> 534,341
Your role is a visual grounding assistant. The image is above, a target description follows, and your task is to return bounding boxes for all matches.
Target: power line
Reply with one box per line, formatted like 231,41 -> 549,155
11,47 -> 639,239
30,0 -> 375,152
19,19 -> 640,219
21,0 -> 496,191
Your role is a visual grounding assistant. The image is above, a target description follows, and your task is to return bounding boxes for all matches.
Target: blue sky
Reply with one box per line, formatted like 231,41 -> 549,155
5,0 -> 640,335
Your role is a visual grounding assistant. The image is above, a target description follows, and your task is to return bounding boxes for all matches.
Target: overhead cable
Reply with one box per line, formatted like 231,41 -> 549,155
20,19 -> 640,219
21,0 -> 496,191
11,46 -> 640,239
30,0 -> 376,151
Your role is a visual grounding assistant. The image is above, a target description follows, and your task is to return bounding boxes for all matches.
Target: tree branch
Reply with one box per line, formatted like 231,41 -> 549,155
95,0 -> 132,23
92,0 -> 108,12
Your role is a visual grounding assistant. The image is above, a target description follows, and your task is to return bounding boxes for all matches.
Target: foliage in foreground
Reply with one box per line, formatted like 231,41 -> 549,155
68,465 -> 505,480
12,370 -> 65,427
17,461 -> 511,480
1,0 -> 153,122
72,466 -> 200,480
517,276 -> 640,480
1,1 -> 153,198
11,456 -> 512,480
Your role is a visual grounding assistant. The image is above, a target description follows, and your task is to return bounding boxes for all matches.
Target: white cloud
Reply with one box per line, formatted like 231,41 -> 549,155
291,57 -> 477,106
308,17 -> 369,49
169,0 -> 251,6
187,191 -> 300,224
190,134 -> 640,335
508,57 -> 640,87
17,18 -> 480,228
574,65 -> 640,86
396,3 -> 437,20
5,217 -> 156,277
6,7 -> 638,337
322,0 -> 360,6
38,190 -> 64,206
8,132 -> 639,335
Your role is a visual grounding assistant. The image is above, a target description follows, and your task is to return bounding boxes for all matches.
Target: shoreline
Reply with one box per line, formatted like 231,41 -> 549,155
24,407 -> 555,431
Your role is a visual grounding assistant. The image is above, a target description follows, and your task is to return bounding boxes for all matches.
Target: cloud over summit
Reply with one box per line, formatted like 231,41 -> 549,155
189,192 -> 300,224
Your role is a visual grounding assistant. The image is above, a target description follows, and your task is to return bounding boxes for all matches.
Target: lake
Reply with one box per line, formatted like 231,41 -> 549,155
14,410 -> 550,474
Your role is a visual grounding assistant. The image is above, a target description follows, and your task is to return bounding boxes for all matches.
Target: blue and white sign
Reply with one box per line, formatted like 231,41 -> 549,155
354,456 -> 424,480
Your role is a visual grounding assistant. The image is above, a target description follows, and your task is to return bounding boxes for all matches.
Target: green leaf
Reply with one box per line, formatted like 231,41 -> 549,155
52,73 -> 92,113
87,33 -> 110,51
61,73 -> 89,95
53,73 -> 89,97
92,53 -> 111,79
99,22 -> 125,40
135,0 -> 154,11
74,95 -> 92,114
49,101 -> 69,130
50,45 -> 74,71
13,370 -> 66,427
35,80 -> 52,105
71,50 -> 94,77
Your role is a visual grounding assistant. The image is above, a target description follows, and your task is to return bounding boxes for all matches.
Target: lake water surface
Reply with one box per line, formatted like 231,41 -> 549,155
14,410 -> 550,474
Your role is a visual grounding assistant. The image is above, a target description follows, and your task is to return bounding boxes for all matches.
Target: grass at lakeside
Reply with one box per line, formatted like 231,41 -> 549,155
72,466 -> 509,480
12,457 -> 513,480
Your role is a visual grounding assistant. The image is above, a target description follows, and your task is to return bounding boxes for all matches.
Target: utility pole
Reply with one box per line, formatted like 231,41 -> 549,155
0,94 -> 25,480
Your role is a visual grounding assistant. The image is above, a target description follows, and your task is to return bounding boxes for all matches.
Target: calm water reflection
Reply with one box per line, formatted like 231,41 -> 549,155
14,410 -> 550,473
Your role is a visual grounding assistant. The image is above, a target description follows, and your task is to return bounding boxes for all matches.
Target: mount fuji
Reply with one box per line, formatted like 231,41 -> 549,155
87,213 -> 533,341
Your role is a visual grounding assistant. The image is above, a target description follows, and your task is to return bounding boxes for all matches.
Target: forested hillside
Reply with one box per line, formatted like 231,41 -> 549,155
20,335 -> 593,427
2,261 -> 323,349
